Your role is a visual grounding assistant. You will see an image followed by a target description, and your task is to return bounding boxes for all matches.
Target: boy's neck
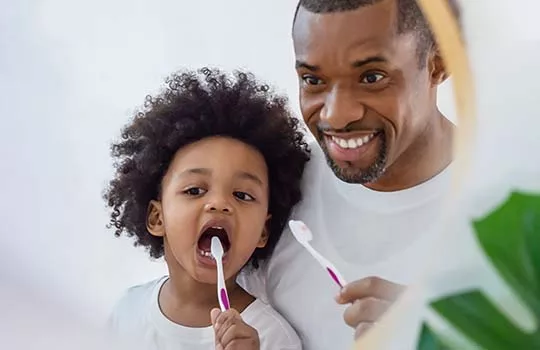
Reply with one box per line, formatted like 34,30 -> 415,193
158,268 -> 254,328
167,267 -> 240,308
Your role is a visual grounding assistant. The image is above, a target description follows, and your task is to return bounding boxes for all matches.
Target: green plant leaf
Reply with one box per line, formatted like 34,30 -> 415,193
521,196 -> 540,302
424,191 -> 540,350
431,290 -> 531,350
417,324 -> 450,350
472,191 -> 540,319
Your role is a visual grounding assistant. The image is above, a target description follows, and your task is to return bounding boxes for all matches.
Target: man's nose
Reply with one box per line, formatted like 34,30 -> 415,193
320,87 -> 366,130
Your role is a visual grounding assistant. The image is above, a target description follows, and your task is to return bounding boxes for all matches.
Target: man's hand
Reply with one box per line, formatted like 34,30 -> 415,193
211,308 -> 260,350
335,276 -> 405,339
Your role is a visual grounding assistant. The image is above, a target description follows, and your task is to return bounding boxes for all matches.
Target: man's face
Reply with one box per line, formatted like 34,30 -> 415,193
293,1 -> 443,184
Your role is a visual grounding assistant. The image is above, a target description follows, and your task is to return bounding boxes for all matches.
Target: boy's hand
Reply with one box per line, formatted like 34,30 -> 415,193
211,308 -> 260,350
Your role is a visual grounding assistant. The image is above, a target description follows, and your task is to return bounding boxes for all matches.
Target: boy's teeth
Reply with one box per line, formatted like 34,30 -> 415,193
199,250 -> 214,259
331,133 -> 376,149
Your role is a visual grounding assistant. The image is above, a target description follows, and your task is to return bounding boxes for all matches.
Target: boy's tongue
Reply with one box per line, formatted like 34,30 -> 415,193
198,227 -> 231,253
198,235 -> 213,252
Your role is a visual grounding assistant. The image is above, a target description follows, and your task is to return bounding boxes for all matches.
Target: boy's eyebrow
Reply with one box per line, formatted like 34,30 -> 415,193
236,171 -> 263,186
177,168 -> 263,186
178,168 -> 211,177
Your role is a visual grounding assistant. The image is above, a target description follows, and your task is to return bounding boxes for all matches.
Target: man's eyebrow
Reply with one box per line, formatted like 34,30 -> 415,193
295,60 -> 319,71
351,56 -> 387,68
295,56 -> 387,71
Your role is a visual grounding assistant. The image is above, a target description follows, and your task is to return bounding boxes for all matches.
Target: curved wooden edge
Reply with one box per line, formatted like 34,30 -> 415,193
352,0 -> 476,349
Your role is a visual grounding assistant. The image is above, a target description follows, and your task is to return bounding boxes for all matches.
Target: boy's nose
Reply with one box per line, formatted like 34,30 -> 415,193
204,201 -> 233,214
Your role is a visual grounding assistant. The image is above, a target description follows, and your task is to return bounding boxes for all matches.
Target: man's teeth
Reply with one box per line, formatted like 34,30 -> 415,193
331,133 -> 376,149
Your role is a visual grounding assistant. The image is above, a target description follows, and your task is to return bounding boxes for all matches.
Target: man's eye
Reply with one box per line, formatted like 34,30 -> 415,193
361,73 -> 385,84
302,75 -> 324,85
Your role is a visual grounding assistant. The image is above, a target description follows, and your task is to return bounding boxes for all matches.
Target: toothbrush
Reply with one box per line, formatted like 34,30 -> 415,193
211,236 -> 230,311
288,220 -> 347,289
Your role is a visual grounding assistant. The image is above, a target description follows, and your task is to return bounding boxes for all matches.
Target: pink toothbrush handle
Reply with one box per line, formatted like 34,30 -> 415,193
220,288 -> 230,310
326,267 -> 344,289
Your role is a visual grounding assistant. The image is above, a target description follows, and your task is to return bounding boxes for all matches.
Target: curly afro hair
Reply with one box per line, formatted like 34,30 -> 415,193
104,67 -> 310,269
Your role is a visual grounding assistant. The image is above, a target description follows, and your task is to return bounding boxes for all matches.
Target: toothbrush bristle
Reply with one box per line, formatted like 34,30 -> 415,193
210,236 -> 223,257
289,220 -> 313,242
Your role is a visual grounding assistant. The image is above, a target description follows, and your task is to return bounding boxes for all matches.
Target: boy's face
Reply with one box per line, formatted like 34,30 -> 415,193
147,136 -> 270,284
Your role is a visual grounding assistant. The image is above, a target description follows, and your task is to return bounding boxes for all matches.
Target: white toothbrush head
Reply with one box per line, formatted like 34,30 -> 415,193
288,220 -> 313,244
210,236 -> 224,260
288,220 -> 348,288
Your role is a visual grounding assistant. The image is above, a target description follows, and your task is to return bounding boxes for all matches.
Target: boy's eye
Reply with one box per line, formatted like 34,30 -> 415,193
234,191 -> 255,201
183,187 -> 207,196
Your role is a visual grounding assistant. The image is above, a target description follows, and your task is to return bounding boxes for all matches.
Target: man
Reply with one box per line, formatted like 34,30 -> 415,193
241,0 -> 459,349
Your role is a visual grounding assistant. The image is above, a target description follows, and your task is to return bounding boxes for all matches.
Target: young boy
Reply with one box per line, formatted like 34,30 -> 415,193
104,67 -> 310,350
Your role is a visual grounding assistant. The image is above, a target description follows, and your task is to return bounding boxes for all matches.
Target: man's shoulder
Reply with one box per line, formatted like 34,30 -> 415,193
237,269 -> 269,302
243,299 -> 302,350
304,139 -> 325,170
299,140 -> 334,192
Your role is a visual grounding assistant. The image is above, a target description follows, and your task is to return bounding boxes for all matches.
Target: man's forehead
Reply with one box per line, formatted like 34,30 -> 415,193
292,2 -> 400,60
292,1 -> 398,45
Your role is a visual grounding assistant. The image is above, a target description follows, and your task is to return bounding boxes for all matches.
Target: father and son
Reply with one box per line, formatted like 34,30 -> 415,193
105,0 -> 460,349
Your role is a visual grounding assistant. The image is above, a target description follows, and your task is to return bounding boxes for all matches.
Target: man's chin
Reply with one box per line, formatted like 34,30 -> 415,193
323,153 -> 387,185
317,134 -> 388,184
332,165 -> 372,184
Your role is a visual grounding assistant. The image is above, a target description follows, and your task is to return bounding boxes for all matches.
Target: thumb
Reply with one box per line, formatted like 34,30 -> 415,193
210,308 -> 221,325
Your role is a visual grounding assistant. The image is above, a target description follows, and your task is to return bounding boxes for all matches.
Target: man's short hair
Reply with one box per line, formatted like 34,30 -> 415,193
293,0 -> 461,66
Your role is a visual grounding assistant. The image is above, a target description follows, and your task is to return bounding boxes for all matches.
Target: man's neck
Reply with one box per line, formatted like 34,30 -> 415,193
366,112 -> 454,192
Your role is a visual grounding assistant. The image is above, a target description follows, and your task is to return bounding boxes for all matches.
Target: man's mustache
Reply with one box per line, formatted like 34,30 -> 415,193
317,120 -> 381,134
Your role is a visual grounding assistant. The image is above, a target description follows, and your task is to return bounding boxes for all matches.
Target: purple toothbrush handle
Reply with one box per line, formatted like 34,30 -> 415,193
220,288 -> 230,310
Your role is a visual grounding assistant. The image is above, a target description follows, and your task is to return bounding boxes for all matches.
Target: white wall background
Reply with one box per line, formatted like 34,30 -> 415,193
0,0 -> 305,325
1,0 -> 539,342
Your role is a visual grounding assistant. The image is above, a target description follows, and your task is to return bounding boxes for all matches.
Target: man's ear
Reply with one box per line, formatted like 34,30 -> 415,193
257,214 -> 272,248
147,200 -> 165,237
428,46 -> 449,86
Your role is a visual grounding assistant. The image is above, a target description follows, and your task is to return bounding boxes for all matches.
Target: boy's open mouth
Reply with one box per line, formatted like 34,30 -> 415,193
197,222 -> 232,259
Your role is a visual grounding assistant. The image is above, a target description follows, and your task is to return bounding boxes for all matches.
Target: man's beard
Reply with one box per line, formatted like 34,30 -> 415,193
319,132 -> 388,184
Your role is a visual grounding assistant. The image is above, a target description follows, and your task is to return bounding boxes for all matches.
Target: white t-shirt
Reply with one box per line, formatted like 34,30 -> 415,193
109,276 -> 302,350
239,142 -> 455,350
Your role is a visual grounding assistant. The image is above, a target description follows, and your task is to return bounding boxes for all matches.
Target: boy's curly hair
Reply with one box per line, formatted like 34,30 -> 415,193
104,67 -> 310,269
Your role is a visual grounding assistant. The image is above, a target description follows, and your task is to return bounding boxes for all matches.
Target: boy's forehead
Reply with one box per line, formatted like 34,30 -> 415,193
165,137 -> 268,180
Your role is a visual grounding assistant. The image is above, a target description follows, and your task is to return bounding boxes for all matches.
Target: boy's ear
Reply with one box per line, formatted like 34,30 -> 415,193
147,200 -> 165,237
257,214 -> 272,248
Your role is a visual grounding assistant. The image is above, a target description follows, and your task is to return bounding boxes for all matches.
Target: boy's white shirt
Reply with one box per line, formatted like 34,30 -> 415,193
109,276 -> 302,350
